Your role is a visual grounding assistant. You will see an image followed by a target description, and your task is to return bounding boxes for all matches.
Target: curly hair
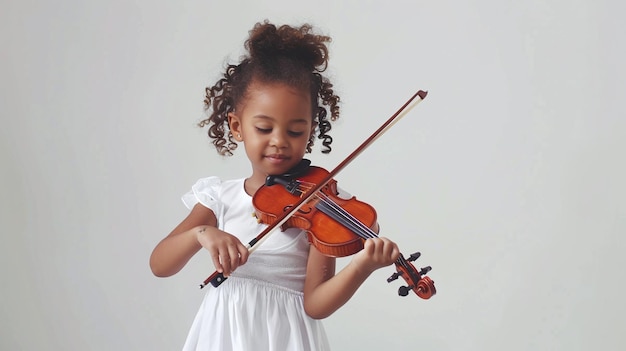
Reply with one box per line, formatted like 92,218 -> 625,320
199,20 -> 340,156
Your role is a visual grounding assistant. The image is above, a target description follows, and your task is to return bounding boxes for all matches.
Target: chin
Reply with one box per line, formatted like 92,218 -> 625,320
263,162 -> 295,176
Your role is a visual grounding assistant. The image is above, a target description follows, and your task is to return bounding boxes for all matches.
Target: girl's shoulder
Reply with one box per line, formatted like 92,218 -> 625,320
182,176 -> 245,210
188,176 -> 244,192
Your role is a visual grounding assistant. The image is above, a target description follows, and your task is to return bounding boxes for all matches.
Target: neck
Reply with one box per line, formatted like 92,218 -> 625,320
244,177 -> 265,196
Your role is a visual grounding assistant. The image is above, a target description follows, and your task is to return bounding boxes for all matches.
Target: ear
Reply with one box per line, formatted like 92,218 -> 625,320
228,112 -> 243,141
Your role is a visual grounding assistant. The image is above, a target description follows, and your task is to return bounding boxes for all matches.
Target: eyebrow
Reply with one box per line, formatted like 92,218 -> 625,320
252,115 -> 310,124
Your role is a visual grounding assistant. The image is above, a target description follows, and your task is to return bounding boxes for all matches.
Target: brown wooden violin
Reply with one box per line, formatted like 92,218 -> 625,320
254,162 -> 436,298
200,90 -> 436,299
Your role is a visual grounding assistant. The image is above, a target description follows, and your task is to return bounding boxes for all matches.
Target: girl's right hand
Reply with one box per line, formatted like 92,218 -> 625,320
195,226 -> 249,276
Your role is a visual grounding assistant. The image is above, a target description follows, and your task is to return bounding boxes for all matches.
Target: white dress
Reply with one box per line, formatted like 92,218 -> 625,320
181,177 -> 330,351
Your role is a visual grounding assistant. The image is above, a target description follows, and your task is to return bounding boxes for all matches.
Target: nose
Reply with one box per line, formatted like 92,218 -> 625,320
270,130 -> 289,149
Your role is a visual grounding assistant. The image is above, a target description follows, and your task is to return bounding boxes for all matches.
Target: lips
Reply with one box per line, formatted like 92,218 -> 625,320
265,153 -> 290,164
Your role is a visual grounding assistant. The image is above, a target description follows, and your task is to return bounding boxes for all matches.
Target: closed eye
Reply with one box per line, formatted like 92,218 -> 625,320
256,127 -> 305,137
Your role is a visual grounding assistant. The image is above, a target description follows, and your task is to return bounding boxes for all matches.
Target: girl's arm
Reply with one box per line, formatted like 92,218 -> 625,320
302,236 -> 400,319
149,203 -> 249,277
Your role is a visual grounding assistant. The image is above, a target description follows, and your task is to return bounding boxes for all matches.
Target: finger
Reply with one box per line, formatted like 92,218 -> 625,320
379,237 -> 394,257
374,238 -> 389,258
227,245 -> 240,273
379,238 -> 399,261
209,248 -> 223,273
220,256 -> 231,276
390,244 -> 400,262
220,249 -> 232,276
363,238 -> 377,255
237,243 -> 250,265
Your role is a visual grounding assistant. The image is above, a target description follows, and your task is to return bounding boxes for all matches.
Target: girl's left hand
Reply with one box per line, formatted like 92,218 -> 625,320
351,237 -> 400,275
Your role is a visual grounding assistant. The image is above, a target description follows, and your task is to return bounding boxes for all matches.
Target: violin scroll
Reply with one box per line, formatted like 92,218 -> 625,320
387,252 -> 436,299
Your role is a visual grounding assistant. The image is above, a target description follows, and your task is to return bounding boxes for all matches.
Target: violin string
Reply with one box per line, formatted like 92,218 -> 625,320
297,182 -> 418,277
318,196 -> 374,239
317,191 -> 418,277
296,181 -> 374,239
312,188 -> 378,240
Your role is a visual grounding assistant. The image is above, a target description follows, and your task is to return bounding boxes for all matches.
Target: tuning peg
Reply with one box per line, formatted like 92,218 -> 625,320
408,252 -> 421,262
419,266 -> 432,275
398,285 -> 412,297
387,271 -> 402,283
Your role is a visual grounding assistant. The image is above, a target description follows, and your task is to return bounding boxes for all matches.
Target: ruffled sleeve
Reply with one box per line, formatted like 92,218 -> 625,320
181,177 -> 223,224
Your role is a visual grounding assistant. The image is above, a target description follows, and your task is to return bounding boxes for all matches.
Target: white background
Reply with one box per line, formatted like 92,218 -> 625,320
2,0 -> 625,350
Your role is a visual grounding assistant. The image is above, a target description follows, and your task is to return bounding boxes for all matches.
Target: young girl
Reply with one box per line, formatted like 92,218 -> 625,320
150,21 -> 401,350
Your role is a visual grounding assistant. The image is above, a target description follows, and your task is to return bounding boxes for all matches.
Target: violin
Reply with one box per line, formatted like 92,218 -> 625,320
254,162 -> 436,298
200,90 -> 436,299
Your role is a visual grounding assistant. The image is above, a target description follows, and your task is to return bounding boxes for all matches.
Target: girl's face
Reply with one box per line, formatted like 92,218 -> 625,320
229,81 -> 314,187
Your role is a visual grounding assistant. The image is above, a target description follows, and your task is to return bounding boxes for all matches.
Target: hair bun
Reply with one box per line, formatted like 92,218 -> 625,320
245,21 -> 330,72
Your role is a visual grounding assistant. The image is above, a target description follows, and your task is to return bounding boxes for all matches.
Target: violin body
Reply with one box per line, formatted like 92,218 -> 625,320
252,166 -> 377,257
